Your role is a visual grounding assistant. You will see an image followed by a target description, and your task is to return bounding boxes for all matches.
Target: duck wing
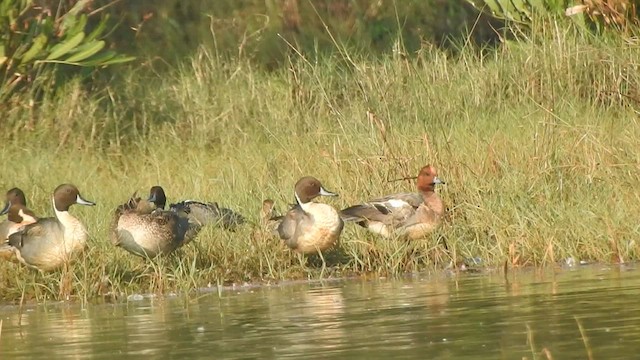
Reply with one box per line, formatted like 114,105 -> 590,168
114,209 -> 201,257
341,192 -> 422,225
369,192 -> 423,208
170,200 -> 245,230
277,205 -> 304,242
110,196 -> 143,246
7,218 -> 60,247
7,218 -> 63,267
146,210 -> 198,249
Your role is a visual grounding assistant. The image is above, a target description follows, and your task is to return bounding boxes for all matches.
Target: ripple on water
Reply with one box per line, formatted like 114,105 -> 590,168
1,265 -> 639,359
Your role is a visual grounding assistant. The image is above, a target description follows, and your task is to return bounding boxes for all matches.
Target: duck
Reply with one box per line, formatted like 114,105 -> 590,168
276,176 -> 344,254
0,187 -> 31,241
2,203 -> 39,240
110,186 -> 201,258
168,192 -> 245,231
0,189 -> 39,262
5,184 -> 95,271
340,165 -> 444,240
260,199 -> 281,234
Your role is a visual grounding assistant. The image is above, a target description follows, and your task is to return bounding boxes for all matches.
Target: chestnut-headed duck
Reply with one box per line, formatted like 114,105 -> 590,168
340,165 -> 444,240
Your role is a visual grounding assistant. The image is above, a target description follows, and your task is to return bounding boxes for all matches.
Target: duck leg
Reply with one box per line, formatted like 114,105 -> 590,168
315,246 -> 327,279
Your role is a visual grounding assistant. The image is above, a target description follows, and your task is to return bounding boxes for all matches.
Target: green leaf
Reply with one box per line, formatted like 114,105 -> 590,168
59,13 -> 76,34
511,0 -> 532,21
86,14 -> 110,42
68,0 -> 90,16
75,49 -> 116,66
46,31 -> 84,60
66,13 -> 88,37
64,40 -> 104,63
20,33 -> 47,63
528,0 -> 547,13
98,54 -> 136,66
482,0 -> 505,18
59,0 -> 90,33
498,0 -> 524,22
82,50 -> 135,67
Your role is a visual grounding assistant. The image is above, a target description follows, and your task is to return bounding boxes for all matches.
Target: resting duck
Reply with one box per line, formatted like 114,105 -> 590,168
148,186 -> 246,230
110,186 -> 201,258
340,165 -> 444,240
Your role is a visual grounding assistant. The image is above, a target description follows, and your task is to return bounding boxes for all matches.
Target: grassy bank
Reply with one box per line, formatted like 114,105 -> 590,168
1,21 -> 640,303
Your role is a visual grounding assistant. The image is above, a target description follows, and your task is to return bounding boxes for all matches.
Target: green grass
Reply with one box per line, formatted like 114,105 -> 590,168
1,20 -> 640,303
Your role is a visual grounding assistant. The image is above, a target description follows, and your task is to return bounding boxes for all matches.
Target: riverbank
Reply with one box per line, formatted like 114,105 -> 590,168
1,20 -> 639,302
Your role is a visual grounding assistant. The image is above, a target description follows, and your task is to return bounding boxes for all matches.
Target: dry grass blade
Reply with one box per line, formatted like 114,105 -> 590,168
575,316 -> 594,360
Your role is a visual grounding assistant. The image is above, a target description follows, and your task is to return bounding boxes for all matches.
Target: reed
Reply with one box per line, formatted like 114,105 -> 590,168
1,19 -> 639,302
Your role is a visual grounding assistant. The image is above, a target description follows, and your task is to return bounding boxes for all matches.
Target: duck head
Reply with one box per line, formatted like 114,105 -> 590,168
53,184 -> 96,211
416,165 -> 444,194
1,187 -> 27,216
148,186 -> 167,210
294,176 -> 338,205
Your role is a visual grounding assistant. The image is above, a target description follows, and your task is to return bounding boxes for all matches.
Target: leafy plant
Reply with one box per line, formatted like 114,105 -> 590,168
468,0 -> 637,30
0,0 -> 135,103
466,0 -> 570,23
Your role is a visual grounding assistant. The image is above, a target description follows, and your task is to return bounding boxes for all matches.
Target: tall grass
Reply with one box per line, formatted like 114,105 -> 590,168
1,20 -> 639,302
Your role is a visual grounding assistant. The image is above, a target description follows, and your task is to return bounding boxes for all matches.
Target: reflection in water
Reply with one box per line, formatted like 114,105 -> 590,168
268,286 -> 346,357
1,266 -> 640,359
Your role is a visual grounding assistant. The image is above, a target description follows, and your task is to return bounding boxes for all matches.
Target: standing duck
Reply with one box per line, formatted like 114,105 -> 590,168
110,186 -> 201,258
340,165 -> 444,240
276,176 -> 344,254
5,184 -> 95,271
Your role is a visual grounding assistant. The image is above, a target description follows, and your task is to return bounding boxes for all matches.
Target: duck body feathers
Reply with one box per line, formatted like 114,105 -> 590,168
341,192 -> 443,239
111,197 -> 200,258
8,214 -> 89,271
340,165 -> 444,240
169,200 -> 245,230
277,202 -> 344,254
340,192 -> 424,226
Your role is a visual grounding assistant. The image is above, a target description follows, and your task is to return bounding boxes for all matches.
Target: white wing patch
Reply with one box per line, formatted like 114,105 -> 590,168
383,199 -> 410,209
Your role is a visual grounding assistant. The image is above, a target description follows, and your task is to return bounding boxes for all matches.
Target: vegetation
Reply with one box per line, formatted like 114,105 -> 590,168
0,0 -> 134,103
1,0 -> 640,303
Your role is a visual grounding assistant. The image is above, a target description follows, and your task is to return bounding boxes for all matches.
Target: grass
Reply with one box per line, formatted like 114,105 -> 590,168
1,20 -> 640,303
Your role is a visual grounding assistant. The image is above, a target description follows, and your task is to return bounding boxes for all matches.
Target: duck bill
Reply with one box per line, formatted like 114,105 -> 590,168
0,201 -> 9,215
433,176 -> 445,185
319,187 -> 338,197
76,194 -> 96,206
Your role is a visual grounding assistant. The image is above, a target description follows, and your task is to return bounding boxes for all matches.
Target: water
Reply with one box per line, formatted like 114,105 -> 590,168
1,266 -> 640,359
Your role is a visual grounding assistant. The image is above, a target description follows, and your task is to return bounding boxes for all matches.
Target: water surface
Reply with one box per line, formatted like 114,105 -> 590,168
1,266 -> 639,359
